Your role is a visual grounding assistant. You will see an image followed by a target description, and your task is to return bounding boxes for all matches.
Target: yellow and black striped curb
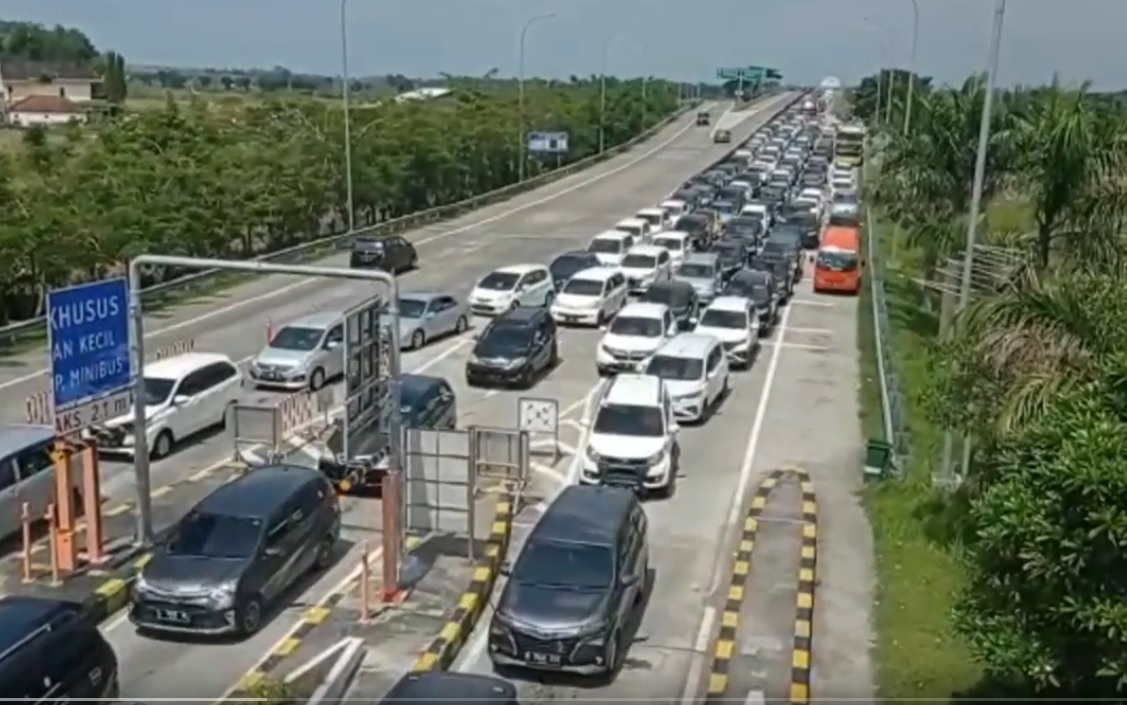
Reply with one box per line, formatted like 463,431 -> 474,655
705,467 -> 818,705
412,489 -> 516,672
78,551 -> 152,623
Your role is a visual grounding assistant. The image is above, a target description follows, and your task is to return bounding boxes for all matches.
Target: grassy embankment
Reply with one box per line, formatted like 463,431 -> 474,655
857,197 -> 1034,699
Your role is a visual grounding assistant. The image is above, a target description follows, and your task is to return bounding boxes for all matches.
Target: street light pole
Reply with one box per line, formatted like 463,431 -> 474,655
903,0 -> 920,134
599,35 -> 615,154
863,17 -> 891,126
518,12 -> 557,183
339,0 -> 355,233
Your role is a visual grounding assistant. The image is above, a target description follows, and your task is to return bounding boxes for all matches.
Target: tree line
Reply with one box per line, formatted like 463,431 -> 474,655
870,73 -> 1127,696
0,80 -> 679,326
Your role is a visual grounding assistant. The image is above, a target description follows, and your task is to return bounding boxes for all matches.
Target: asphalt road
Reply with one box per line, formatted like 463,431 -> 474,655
78,94 -> 805,701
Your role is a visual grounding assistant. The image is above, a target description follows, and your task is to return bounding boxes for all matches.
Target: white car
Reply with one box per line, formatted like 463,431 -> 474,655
549,267 -> 628,327
97,352 -> 243,460
660,199 -> 689,221
468,264 -> 554,316
596,301 -> 677,375
635,207 -> 668,234
693,296 -> 760,369
614,217 -> 652,244
619,244 -> 673,295
798,187 -> 824,204
741,203 -> 770,222
644,333 -> 729,424
729,179 -> 755,200
587,230 -> 636,267
580,373 -> 680,497
830,190 -> 861,221
732,148 -> 753,163
651,231 -> 693,271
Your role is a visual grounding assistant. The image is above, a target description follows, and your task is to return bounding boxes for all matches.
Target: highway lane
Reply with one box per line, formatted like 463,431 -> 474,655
97,94 -> 798,701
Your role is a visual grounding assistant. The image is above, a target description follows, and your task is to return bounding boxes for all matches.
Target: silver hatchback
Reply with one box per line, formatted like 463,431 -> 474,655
674,253 -> 723,304
250,311 -> 344,391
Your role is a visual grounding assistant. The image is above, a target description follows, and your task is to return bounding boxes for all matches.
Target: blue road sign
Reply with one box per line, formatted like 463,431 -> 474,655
528,131 -> 569,154
47,278 -> 132,411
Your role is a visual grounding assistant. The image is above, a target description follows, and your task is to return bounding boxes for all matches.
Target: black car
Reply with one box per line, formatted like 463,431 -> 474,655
318,373 -> 456,492
549,250 -> 602,291
490,485 -> 649,676
760,184 -> 787,207
696,111 -> 711,126
673,213 -> 713,250
713,238 -> 750,277
0,596 -> 120,700
778,211 -> 820,249
726,216 -> 765,249
380,672 -> 518,705
766,231 -> 806,281
671,188 -> 698,205
724,268 -> 779,333
713,129 -> 732,144
717,186 -> 747,210
641,280 -> 699,330
349,235 -> 418,272
466,307 -> 558,388
131,465 -> 341,636
751,254 -> 795,300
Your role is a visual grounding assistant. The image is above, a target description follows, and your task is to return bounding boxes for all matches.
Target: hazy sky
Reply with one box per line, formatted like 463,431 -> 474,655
4,0 -> 1125,89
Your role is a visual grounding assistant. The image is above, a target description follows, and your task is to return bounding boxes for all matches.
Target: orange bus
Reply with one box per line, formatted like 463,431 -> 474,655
813,226 -> 862,294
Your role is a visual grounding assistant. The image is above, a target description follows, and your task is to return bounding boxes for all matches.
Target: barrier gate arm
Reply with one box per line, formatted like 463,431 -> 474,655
128,255 -> 406,546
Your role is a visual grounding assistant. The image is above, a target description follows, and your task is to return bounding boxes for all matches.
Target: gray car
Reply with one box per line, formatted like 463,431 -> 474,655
674,253 -> 723,305
250,310 -> 344,391
397,292 -> 470,350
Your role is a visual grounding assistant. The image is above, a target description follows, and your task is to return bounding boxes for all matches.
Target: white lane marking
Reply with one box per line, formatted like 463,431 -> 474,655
680,303 -> 794,705
789,299 -> 835,308
762,341 -> 830,352
785,326 -> 833,335
531,462 -> 565,484
680,605 -> 719,705
743,690 -> 767,705
0,100 -> 740,394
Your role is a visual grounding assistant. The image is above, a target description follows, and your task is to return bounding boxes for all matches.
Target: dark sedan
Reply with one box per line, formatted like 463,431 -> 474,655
640,280 -> 699,330
549,250 -> 602,291
349,235 -> 418,272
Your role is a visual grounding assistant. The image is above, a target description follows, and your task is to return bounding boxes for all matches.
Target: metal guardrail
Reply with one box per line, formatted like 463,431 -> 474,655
0,100 -> 708,347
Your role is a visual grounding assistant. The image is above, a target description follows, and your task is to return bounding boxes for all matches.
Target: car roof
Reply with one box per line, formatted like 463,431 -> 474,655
494,263 -> 546,275
196,464 -> 322,518
493,306 -> 546,325
708,295 -> 753,311
636,207 -> 664,215
646,279 -> 693,296
536,485 -> 636,546
570,266 -> 620,282
683,252 -> 719,265
398,373 -> 447,400
146,352 -> 236,379
626,244 -> 666,257
618,301 -> 669,319
383,671 -> 517,702
399,291 -> 443,303
616,217 -> 647,227
603,373 -> 664,407
661,198 -> 686,206
654,230 -> 691,240
0,595 -> 82,661
283,310 -> 342,330
0,424 -> 55,457
592,229 -> 630,241
656,333 -> 718,358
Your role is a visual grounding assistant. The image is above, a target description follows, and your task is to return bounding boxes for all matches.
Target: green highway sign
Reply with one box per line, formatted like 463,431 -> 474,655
716,67 -> 745,80
716,66 -> 769,81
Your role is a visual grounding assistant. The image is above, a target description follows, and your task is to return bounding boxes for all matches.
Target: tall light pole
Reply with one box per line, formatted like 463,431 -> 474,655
339,0 -> 355,232
862,17 -> 891,126
517,12 -> 557,183
903,0 -> 920,135
599,35 -> 617,154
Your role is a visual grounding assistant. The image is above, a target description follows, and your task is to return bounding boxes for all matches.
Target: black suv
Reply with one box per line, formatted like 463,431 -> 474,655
696,111 -> 711,126
131,465 -> 341,637
490,485 -> 649,676
349,235 -> 418,272
465,307 -> 558,388
641,280 -> 699,331
0,596 -> 120,699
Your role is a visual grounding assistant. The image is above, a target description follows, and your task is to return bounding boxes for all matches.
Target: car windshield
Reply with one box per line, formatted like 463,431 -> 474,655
653,237 -> 684,251
713,201 -> 735,215
515,540 -> 614,590
637,212 -> 662,226
167,512 -> 262,560
699,309 -> 748,329
675,216 -> 706,232
270,325 -> 324,351
478,271 -> 520,291
646,354 -> 704,381
622,254 -> 656,269
398,298 -> 428,319
475,325 -> 532,357
742,210 -> 765,221
588,238 -> 622,254
616,224 -> 642,236
550,255 -> 594,281
609,315 -> 663,337
143,377 -> 177,405
562,278 -> 605,297
817,251 -> 859,271
714,242 -> 742,257
593,403 -> 665,437
679,263 -> 714,279
641,286 -> 682,308
833,193 -> 857,205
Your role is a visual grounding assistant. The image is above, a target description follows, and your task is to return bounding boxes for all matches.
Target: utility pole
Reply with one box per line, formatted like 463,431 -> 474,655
903,0 -> 920,134
339,0 -> 355,232
517,12 -> 557,183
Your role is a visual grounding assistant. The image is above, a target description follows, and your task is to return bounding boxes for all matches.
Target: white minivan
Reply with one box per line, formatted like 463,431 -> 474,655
549,267 -> 628,327
644,333 -> 730,424
587,230 -> 635,267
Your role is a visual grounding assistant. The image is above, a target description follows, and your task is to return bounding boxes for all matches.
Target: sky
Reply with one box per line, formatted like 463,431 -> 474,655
4,0 -> 1126,90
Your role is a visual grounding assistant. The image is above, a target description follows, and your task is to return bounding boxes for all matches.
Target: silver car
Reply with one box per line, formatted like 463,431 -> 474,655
397,292 -> 470,350
0,425 -> 81,543
675,253 -> 723,304
250,311 -> 344,391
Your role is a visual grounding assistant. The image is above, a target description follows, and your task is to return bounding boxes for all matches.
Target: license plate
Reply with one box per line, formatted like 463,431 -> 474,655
156,609 -> 189,624
526,652 -> 563,665
564,316 -> 579,322
261,372 -> 280,380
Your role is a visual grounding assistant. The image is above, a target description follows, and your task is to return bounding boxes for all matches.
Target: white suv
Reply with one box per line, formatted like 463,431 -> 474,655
581,373 -> 680,497
619,244 -> 673,295
644,333 -> 730,423
550,267 -> 628,327
596,302 -> 677,375
693,296 -> 760,369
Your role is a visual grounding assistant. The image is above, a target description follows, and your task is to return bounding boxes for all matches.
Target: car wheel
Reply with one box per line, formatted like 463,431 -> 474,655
313,535 -> 335,570
151,430 -> 173,460
239,596 -> 264,636
411,329 -> 425,349
455,316 -> 468,334
309,367 -> 326,391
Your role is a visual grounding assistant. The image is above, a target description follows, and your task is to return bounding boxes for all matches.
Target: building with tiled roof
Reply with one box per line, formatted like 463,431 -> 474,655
0,57 -> 103,125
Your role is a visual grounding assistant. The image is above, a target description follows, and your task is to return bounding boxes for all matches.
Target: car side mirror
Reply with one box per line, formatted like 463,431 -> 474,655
171,395 -> 190,406
621,573 -> 640,587
324,340 -> 341,350
264,545 -> 284,557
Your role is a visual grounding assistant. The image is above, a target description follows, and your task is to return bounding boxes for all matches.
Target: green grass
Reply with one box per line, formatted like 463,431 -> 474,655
859,218 -> 984,700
